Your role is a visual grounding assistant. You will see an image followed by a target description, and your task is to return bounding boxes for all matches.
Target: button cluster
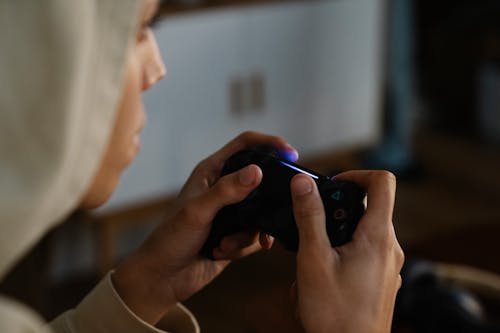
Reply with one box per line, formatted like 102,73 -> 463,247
330,189 -> 347,223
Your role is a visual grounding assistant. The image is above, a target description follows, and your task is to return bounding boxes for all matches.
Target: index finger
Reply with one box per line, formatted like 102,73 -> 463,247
334,170 -> 396,229
210,131 -> 298,168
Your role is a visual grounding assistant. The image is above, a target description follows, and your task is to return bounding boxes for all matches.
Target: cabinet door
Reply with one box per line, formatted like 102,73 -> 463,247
304,0 -> 385,152
244,0 -> 385,153
239,3 -> 317,143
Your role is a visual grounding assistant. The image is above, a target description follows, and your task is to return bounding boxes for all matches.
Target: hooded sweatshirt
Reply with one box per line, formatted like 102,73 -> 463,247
0,1 -> 197,332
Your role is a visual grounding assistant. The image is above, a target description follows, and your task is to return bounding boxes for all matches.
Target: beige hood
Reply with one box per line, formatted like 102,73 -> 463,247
0,0 -> 141,280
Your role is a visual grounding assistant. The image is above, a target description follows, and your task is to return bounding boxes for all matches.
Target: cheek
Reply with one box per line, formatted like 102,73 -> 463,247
110,55 -> 145,169
79,54 -> 145,209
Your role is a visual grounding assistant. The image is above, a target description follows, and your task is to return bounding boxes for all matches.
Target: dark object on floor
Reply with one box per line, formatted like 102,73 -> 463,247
395,260 -> 500,333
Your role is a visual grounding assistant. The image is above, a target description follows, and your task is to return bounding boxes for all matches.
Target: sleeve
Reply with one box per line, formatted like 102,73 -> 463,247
48,273 -> 200,333
0,295 -> 51,333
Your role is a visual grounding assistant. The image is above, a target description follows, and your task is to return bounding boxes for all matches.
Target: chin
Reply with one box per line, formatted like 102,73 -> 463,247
78,192 -> 112,210
78,179 -> 119,210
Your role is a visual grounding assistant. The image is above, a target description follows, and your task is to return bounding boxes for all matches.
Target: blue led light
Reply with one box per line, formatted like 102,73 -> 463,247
280,161 -> 319,179
279,150 -> 299,162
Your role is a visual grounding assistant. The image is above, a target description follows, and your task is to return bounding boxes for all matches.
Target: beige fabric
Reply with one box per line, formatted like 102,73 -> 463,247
0,296 -> 49,333
50,273 -> 200,333
0,0 -> 199,332
0,0 -> 138,279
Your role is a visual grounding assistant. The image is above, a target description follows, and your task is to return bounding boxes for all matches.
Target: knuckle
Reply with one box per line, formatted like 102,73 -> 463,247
237,130 -> 283,146
192,159 -> 219,187
175,203 -> 201,227
294,201 -> 324,219
175,205 -> 190,220
397,274 -> 403,290
214,183 -> 235,200
377,170 -> 397,186
375,229 -> 405,269
378,232 -> 394,251
192,158 -> 209,175
238,131 -> 256,142
395,242 -> 405,268
200,157 -> 219,173
372,224 -> 396,252
241,130 -> 255,137
213,176 -> 239,199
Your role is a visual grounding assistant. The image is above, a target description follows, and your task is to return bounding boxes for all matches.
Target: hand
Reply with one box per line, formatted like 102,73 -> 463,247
290,171 -> 404,333
112,131 -> 298,324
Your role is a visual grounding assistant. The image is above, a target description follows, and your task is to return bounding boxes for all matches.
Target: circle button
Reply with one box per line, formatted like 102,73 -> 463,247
334,208 -> 347,220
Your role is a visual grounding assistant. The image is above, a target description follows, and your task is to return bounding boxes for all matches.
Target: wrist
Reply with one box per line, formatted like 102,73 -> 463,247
112,250 -> 177,325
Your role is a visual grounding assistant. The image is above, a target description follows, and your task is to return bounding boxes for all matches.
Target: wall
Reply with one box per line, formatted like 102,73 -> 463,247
102,0 -> 386,211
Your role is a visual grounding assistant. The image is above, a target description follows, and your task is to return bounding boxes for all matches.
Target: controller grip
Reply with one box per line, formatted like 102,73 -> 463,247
200,205 -> 255,259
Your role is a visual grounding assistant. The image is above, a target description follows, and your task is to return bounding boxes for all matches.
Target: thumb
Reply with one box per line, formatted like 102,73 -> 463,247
166,164 -> 262,255
186,164 -> 263,228
290,174 -> 330,253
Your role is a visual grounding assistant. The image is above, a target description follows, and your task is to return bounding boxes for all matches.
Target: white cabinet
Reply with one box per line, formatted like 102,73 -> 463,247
103,0 -> 385,210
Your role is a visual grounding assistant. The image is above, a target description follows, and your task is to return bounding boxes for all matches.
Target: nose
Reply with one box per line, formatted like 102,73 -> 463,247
142,30 -> 166,91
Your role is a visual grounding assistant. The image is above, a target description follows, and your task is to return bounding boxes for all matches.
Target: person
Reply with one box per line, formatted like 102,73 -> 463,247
0,0 -> 404,332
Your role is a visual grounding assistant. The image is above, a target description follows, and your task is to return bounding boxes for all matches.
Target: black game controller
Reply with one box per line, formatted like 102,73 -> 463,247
200,147 -> 366,259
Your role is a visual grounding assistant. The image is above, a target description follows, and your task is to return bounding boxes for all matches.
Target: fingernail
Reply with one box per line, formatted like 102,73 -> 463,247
293,177 -> 313,196
239,166 -> 254,186
266,234 -> 275,249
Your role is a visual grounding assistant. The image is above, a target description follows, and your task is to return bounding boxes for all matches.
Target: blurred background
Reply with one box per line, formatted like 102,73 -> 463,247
2,0 -> 500,332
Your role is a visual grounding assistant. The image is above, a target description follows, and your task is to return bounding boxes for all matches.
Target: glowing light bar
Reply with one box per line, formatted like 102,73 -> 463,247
280,161 -> 319,179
